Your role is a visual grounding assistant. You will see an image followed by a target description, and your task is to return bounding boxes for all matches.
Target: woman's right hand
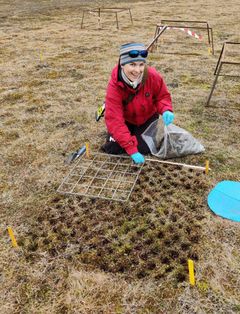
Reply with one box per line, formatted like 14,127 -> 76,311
131,152 -> 145,164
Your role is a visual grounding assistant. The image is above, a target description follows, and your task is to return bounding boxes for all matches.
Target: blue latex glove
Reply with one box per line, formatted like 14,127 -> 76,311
162,111 -> 174,126
131,152 -> 145,164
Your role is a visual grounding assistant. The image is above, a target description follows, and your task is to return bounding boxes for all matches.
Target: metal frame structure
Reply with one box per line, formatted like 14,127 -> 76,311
147,25 -> 168,51
81,7 -> 133,29
148,20 -> 214,55
206,42 -> 240,106
57,153 -> 143,202
58,150 -> 207,202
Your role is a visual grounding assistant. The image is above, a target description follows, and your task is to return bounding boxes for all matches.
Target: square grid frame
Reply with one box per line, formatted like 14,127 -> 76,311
57,153 -> 143,202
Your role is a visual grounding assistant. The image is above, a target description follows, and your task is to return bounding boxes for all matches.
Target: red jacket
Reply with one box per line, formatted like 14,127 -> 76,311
105,65 -> 173,155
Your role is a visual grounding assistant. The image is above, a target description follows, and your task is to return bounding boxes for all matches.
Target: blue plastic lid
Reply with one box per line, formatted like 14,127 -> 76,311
208,180 -> 240,222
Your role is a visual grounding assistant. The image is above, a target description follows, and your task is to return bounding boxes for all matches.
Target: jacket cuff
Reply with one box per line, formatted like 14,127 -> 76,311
125,146 -> 138,155
162,108 -> 173,114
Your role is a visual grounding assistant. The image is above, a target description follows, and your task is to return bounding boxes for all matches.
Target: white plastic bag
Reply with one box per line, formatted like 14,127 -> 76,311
142,119 -> 205,159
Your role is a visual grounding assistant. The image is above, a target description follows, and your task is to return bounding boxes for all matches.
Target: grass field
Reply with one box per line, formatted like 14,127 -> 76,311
0,0 -> 240,313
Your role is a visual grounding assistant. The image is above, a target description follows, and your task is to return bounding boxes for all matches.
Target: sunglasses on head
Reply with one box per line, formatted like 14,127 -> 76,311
125,50 -> 148,58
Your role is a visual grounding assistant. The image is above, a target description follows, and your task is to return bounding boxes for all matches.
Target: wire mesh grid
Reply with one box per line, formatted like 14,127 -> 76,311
57,153 -> 143,202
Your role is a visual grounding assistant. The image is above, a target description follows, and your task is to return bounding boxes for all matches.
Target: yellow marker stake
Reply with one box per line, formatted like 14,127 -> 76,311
7,227 -> 18,248
188,259 -> 195,286
208,47 -> 212,55
85,142 -> 90,158
205,160 -> 209,175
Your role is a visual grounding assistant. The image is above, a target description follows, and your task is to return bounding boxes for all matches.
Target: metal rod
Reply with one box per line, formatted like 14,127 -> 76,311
98,8 -> 101,28
129,8 -> 133,25
157,24 -> 211,30
145,158 -> 207,171
91,8 -> 130,12
81,11 -> 85,29
146,25 -> 168,51
206,23 -> 210,44
161,19 -> 209,24
206,62 -> 223,106
214,43 -> 225,75
222,42 -> 227,62
225,41 -> 240,45
210,27 -> 214,55
150,25 -> 160,50
221,61 -> 240,65
116,12 -> 119,29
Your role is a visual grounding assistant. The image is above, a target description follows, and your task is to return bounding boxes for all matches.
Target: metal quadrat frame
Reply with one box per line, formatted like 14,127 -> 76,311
57,153 -> 143,202
81,7 -> 133,29
148,20 -> 214,55
206,41 -> 240,106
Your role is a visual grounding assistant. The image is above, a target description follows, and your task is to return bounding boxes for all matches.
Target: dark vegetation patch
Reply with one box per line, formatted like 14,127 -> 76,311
19,163 -> 209,283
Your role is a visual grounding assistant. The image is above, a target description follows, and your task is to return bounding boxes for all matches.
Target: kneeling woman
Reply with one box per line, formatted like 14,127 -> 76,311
102,42 -> 174,164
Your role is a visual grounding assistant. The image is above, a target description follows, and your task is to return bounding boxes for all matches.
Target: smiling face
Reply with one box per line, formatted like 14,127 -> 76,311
121,61 -> 145,81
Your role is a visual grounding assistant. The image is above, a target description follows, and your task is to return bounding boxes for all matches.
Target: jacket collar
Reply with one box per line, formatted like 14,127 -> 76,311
111,64 -> 142,92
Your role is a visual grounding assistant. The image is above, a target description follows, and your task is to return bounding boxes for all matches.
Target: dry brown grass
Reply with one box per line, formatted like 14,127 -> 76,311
1,0 -> 240,313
